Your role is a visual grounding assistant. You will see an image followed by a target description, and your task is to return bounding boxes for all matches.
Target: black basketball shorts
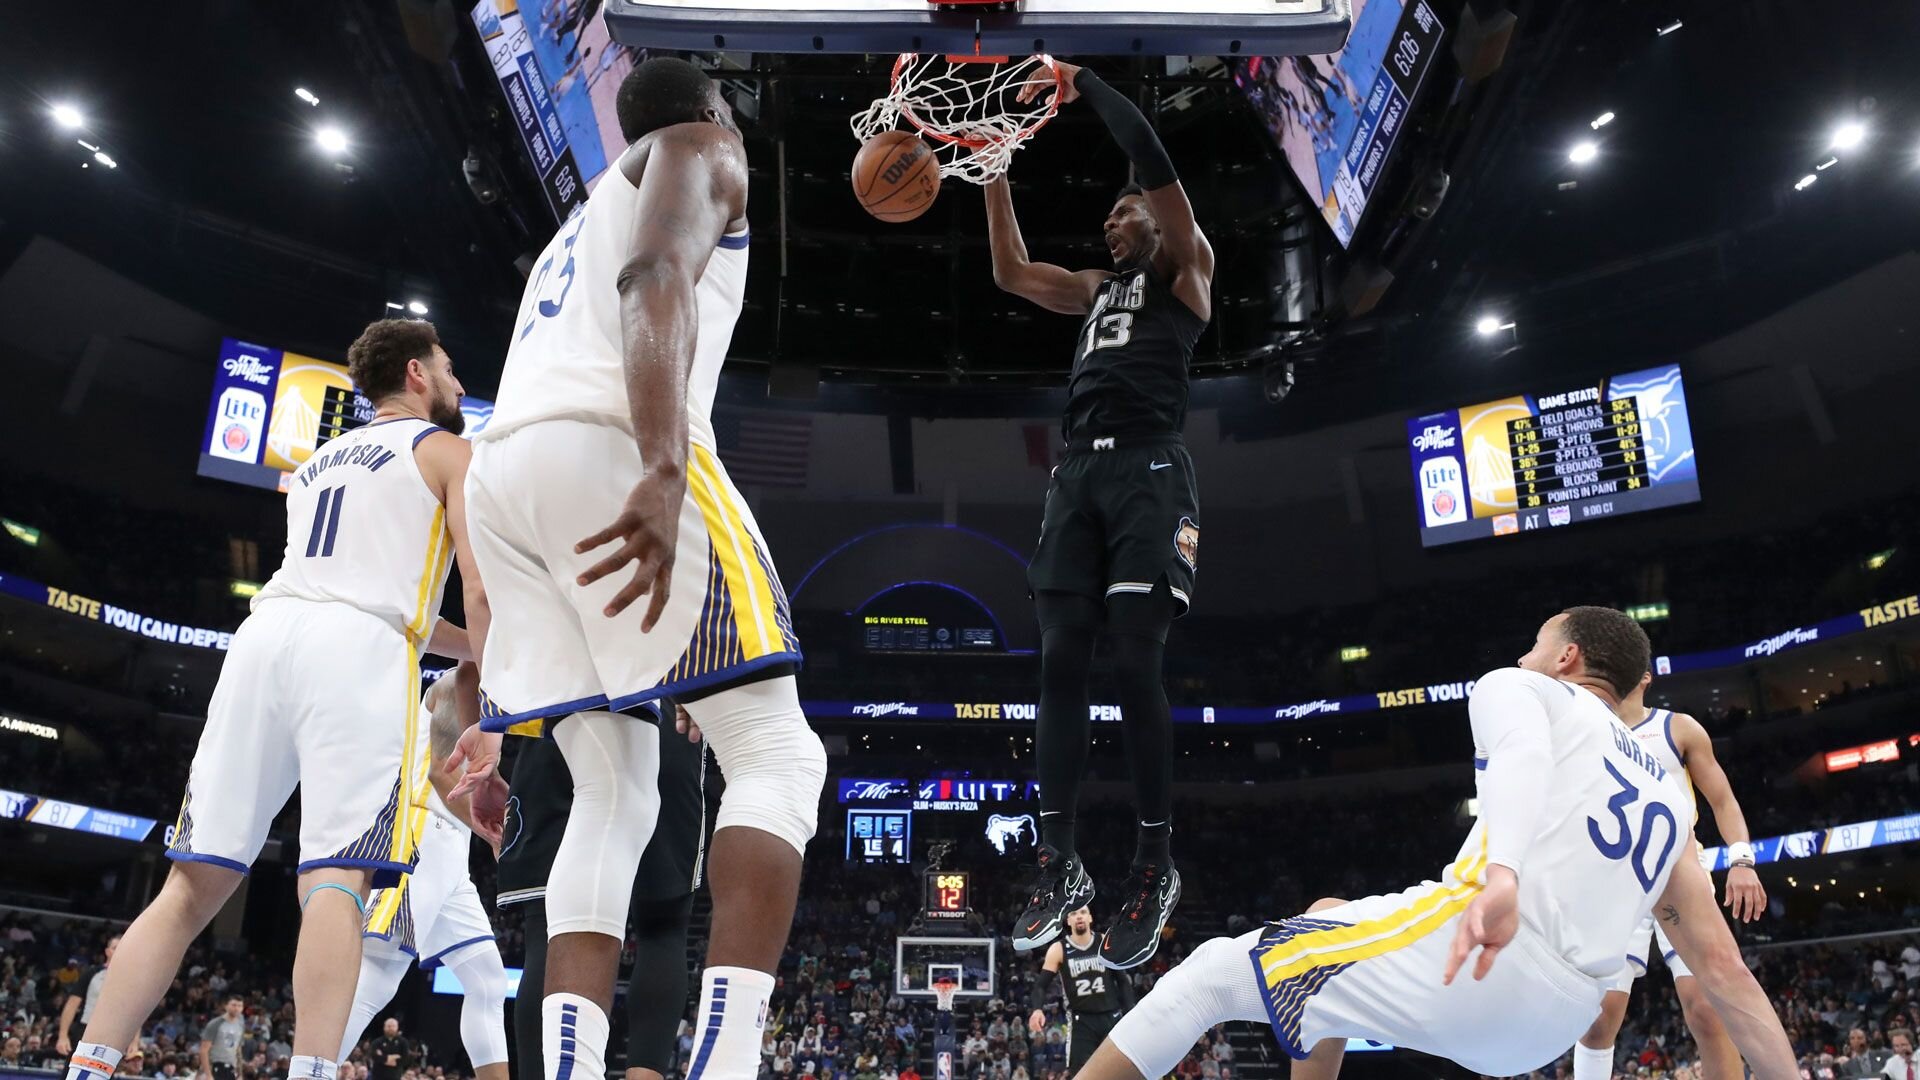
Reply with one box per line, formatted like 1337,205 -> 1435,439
496,720 -> 708,909
1028,435 -> 1200,620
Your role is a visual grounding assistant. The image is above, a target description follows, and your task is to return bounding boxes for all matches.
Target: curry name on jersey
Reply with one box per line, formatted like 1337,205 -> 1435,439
1064,265 -> 1207,442
254,417 -> 452,643
1459,669 -> 1693,981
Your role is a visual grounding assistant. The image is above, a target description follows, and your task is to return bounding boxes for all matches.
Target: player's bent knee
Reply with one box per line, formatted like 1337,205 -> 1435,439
713,718 -> 826,856
452,950 -> 511,1067
162,861 -> 246,920
1305,897 -> 1348,914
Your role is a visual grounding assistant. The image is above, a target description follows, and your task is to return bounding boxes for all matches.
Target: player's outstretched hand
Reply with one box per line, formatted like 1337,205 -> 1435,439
1027,1009 -> 1046,1035
1443,866 -> 1519,985
675,704 -> 702,743
1723,865 -> 1767,923
576,469 -> 686,628
447,726 -> 503,797
1017,59 -> 1080,106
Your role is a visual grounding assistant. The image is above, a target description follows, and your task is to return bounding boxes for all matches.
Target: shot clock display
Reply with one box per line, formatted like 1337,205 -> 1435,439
925,870 -> 971,922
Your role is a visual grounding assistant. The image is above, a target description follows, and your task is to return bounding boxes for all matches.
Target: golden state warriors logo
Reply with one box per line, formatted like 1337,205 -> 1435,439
264,354 -> 356,473
1458,395 -> 1533,519
1174,517 -> 1200,570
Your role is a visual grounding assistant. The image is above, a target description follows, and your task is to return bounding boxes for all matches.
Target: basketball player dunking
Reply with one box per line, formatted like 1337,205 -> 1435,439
1028,906 -> 1135,1074
64,319 -> 487,1080
447,56 -> 825,1080
989,59 -> 1213,970
1569,671 -> 1766,1080
1066,608 -> 1796,1080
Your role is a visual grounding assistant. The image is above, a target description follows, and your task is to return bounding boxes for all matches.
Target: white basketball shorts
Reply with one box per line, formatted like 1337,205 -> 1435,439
166,597 -> 421,882
364,806 -> 495,968
466,419 -> 801,734
1245,874 -> 1604,1075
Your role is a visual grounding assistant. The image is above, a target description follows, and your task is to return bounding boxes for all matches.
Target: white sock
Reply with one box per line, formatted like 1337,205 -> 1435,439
288,1056 -> 340,1080
544,993 -> 609,1080
66,1041 -> 123,1080
686,967 -> 773,1080
1573,1043 -> 1615,1080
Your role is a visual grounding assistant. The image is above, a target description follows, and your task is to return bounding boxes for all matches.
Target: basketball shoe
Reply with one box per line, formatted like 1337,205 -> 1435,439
1100,863 -> 1180,969
1011,844 -> 1094,952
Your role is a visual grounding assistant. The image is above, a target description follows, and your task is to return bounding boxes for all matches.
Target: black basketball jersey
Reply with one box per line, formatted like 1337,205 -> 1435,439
1063,263 -> 1208,443
1061,935 -> 1120,1014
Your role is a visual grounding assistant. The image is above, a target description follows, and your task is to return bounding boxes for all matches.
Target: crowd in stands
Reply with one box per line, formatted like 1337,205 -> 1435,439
0,913 -> 471,1080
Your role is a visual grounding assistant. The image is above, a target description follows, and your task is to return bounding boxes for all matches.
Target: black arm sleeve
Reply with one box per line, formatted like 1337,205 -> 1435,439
1072,68 -> 1178,190
1030,968 -> 1060,1011
1113,970 -> 1137,1011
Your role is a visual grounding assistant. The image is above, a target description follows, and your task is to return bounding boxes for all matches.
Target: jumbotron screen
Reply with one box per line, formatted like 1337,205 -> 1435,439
1407,362 -> 1701,547
196,337 -> 493,493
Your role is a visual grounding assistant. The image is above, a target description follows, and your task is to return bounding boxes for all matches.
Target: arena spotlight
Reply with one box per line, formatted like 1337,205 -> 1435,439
93,151 -> 116,169
1590,111 -> 1615,129
50,103 -> 84,130
407,300 -> 429,316
1816,156 -> 1838,171
1656,19 -> 1682,36
1474,314 -> 1512,335
1568,141 -> 1599,165
1794,173 -> 1818,191
315,126 -> 350,155
1831,121 -> 1866,151
294,87 -> 320,106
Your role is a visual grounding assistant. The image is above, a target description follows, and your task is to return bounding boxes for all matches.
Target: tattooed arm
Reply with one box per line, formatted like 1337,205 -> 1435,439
1656,843 -> 1795,1079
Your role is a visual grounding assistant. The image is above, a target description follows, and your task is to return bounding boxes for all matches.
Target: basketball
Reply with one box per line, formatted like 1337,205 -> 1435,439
853,130 -> 940,223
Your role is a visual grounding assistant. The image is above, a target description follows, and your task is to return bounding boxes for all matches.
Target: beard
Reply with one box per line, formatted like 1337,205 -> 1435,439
428,391 -> 466,435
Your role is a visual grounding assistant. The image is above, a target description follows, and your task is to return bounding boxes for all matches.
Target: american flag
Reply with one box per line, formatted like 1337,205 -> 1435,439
713,406 -> 812,489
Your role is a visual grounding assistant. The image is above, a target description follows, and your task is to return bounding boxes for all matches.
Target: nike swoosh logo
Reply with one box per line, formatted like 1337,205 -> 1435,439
1149,462 -> 1173,470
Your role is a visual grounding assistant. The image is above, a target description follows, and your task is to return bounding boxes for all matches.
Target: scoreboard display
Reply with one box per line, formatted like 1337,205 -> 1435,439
1408,362 -> 1700,547
196,337 -> 495,493
924,871 -> 971,922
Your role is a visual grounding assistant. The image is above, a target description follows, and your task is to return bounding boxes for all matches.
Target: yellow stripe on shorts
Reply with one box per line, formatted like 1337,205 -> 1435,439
388,640 -> 424,865
687,446 -> 781,659
1258,841 -> 1489,986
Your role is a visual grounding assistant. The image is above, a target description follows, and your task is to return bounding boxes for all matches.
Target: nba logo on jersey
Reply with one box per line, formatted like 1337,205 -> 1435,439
1418,456 -> 1467,526
211,387 -> 268,463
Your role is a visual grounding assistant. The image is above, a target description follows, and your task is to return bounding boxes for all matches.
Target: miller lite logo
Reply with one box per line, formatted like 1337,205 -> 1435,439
223,353 -> 277,385
210,387 -> 268,464
1418,455 -> 1467,527
1411,423 -> 1457,451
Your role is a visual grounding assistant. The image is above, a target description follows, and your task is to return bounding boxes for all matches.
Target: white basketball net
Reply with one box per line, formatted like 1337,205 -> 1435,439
850,54 -> 1061,185
932,981 -> 958,1011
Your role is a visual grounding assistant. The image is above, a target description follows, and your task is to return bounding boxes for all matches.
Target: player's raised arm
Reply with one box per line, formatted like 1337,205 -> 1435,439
985,175 -> 1107,315
1655,845 -> 1796,1078
1674,712 -> 1766,922
1029,60 -> 1214,317
574,123 -> 749,627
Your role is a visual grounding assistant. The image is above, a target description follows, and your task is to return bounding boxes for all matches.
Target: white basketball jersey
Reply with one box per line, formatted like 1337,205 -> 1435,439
1630,707 -> 1697,821
1462,669 -> 1692,980
482,147 -> 750,451
255,417 -> 453,642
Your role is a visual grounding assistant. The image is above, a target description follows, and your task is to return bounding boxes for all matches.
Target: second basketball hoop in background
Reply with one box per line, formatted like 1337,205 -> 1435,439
853,130 -> 940,223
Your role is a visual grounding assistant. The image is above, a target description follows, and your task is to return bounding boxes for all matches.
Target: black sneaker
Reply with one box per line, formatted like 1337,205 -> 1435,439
1011,845 -> 1094,952
1100,864 -> 1181,970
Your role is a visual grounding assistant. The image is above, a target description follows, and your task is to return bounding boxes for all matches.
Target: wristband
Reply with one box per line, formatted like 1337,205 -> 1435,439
1726,840 -> 1756,867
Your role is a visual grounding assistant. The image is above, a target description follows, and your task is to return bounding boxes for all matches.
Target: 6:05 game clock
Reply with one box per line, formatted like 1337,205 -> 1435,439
925,870 -> 970,921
